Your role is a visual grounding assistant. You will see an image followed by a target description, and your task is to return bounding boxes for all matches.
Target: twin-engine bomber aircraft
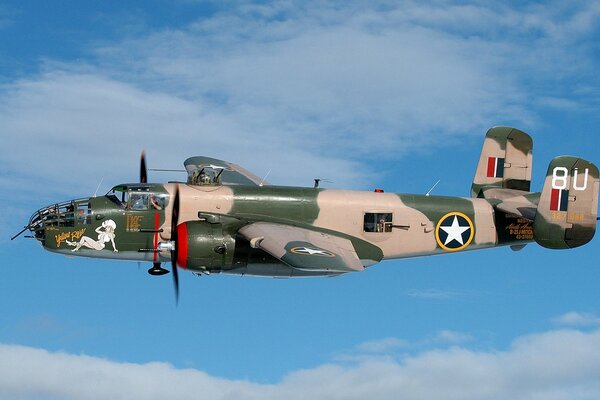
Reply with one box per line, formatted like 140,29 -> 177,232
14,127 -> 600,302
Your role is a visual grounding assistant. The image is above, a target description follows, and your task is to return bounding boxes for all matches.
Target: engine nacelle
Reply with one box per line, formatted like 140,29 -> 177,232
176,220 -> 235,272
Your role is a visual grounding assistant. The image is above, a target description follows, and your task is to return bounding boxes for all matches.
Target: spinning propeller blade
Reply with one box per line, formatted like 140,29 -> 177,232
171,185 -> 180,304
140,151 -> 148,183
142,152 -> 179,303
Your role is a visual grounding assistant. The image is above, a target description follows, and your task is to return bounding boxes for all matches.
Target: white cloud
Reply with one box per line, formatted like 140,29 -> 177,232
434,330 -> 473,344
97,3 -> 530,147
354,337 -> 409,353
2,0 -> 600,203
3,328 -> 600,400
0,71 -> 364,196
552,312 -> 600,327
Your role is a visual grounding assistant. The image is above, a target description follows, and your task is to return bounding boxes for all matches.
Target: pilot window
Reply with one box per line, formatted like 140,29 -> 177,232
129,193 -> 149,210
106,187 -> 128,208
364,213 -> 393,233
149,194 -> 168,210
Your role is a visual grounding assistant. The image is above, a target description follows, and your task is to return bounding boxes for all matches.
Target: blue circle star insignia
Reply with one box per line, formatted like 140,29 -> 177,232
290,246 -> 335,257
435,212 -> 475,252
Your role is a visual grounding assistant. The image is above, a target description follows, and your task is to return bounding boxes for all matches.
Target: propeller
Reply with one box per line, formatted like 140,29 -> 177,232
140,151 -> 148,183
171,185 -> 181,304
141,151 -> 180,302
142,151 -> 170,276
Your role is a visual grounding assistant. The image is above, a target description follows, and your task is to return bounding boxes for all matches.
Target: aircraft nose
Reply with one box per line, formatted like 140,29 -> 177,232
25,198 -> 92,241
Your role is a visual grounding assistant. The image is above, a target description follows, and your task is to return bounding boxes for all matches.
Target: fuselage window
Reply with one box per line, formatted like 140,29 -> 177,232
76,202 -> 92,225
129,193 -> 149,210
364,213 -> 393,233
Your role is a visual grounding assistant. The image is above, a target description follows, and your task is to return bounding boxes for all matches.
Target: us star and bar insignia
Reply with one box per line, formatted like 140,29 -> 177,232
435,212 -> 475,252
290,246 -> 336,257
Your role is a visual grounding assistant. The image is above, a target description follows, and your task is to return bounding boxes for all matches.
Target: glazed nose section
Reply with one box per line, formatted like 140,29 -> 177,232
25,198 -> 92,242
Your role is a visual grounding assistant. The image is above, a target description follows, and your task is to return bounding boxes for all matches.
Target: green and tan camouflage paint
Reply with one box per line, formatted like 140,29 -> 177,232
28,126 -> 599,278
471,126 -> 533,197
534,156 -> 599,249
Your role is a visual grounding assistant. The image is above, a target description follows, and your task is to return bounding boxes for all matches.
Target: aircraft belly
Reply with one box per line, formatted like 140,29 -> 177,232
46,247 -> 171,263
221,263 -> 340,278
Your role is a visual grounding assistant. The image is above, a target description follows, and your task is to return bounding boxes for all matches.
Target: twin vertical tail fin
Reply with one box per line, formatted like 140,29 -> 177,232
471,126 -> 533,198
534,157 -> 599,249
473,127 -> 599,249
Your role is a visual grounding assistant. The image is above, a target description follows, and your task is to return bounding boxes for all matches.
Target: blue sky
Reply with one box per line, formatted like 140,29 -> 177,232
1,1 -> 600,398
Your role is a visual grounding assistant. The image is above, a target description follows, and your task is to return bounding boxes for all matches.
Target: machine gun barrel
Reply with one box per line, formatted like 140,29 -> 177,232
11,225 -> 32,241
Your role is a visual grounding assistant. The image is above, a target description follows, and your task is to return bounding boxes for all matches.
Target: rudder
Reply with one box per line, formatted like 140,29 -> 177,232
534,156 -> 599,249
471,126 -> 533,198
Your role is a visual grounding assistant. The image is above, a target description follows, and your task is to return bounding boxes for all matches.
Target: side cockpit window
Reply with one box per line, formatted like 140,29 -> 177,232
106,186 -> 128,208
364,213 -> 393,233
129,193 -> 149,210
107,186 -> 166,211
149,194 -> 167,210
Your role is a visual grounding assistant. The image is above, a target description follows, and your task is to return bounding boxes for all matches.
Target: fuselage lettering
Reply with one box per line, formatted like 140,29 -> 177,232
552,167 -> 589,191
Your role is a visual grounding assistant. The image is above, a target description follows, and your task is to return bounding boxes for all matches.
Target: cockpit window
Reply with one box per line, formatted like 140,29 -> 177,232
106,185 -> 165,210
106,186 -> 128,207
129,193 -> 149,210
149,194 -> 168,210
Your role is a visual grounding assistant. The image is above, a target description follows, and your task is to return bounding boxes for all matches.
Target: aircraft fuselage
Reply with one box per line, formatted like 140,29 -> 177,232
30,183 -> 532,277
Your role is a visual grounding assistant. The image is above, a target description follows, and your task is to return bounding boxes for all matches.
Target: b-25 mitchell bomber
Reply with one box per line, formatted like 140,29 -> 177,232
14,127 -> 599,301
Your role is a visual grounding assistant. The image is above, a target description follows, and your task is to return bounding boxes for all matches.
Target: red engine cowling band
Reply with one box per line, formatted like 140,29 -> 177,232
175,221 -> 235,272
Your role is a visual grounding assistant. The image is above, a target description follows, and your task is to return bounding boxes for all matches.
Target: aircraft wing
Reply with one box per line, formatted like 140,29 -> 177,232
238,222 -> 365,273
184,156 -> 267,186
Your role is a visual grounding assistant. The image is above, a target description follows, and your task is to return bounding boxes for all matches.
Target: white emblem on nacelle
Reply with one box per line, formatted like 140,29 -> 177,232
290,247 -> 335,257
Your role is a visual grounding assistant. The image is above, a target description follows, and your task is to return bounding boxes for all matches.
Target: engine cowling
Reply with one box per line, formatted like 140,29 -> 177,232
176,220 -> 235,272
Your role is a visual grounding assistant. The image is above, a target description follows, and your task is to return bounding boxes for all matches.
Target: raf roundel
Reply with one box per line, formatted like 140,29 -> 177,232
435,212 -> 475,252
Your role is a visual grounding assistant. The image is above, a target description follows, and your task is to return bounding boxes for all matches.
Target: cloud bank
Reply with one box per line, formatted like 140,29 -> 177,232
2,328 -> 600,400
553,312 -> 600,327
2,1 -> 599,197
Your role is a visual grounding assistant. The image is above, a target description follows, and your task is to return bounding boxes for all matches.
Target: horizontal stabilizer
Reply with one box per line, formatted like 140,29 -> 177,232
491,191 -> 539,220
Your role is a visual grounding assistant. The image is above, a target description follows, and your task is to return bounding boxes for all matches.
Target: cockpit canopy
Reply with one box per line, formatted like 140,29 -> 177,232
184,156 -> 267,186
188,168 -> 222,186
106,184 -> 169,211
